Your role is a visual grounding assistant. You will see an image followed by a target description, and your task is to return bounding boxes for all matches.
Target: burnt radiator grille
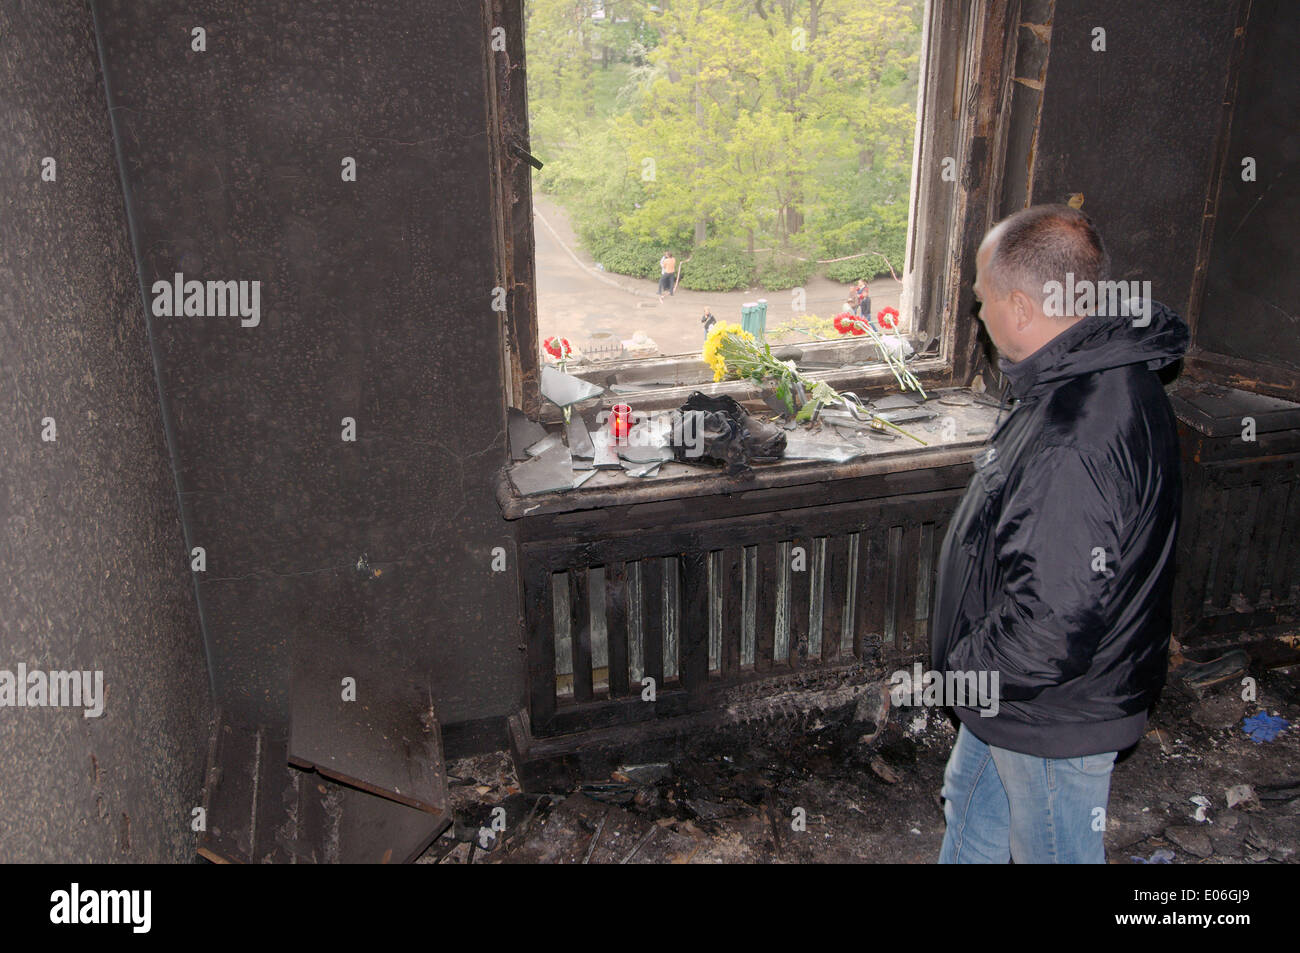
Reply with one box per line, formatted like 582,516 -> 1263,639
525,492 -> 959,737
1177,456 -> 1300,641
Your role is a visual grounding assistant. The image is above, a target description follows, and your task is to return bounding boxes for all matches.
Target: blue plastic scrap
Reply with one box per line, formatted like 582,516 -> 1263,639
1241,711 -> 1290,743
1130,849 -> 1175,864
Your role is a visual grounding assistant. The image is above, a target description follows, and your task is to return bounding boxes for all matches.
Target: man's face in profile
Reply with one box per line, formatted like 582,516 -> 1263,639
974,243 -> 1019,360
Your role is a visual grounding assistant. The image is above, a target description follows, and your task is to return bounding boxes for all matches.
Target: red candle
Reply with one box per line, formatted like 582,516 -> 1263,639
610,404 -> 632,443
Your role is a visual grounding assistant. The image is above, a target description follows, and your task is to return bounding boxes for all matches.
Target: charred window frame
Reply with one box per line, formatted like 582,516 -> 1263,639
485,0 -> 1024,421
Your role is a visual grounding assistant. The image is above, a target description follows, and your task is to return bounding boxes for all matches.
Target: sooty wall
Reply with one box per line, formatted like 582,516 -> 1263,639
91,0 -> 521,737
1029,0 -> 1239,317
0,0 -> 211,862
1196,0 -> 1300,377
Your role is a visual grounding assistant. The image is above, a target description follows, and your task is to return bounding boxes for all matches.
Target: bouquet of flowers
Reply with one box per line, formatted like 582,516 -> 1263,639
831,308 -> 925,398
543,336 -> 575,421
543,336 -> 574,368
702,322 -> 925,443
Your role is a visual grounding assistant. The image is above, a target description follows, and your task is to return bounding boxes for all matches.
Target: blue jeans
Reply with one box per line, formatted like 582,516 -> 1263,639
938,723 -> 1117,863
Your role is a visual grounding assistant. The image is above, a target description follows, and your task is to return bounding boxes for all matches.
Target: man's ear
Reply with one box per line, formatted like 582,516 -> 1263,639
1011,289 -> 1035,332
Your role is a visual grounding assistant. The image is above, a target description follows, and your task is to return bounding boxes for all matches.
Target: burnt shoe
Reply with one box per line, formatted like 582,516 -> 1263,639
674,391 -> 786,473
1175,649 -> 1250,690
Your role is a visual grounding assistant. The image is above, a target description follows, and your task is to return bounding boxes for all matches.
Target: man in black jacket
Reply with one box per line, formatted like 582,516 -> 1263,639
932,205 -> 1189,863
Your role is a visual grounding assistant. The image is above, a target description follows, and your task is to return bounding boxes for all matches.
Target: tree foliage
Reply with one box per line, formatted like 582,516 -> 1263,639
527,0 -> 922,282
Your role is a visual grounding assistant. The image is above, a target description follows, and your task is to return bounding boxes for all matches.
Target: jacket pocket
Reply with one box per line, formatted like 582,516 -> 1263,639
958,446 -> 1006,552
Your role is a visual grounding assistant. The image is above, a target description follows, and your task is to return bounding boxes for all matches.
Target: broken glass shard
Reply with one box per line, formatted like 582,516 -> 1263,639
508,407 -> 548,461
617,426 -> 673,463
874,408 -> 937,425
763,393 -> 793,416
782,431 -> 864,462
541,365 -> 604,408
509,442 -> 578,496
872,394 -> 919,410
566,415 -> 595,459
525,432 -> 563,457
591,430 -> 622,469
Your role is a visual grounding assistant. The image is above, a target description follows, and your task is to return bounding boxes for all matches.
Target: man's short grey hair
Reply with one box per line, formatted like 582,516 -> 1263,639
981,205 -> 1110,309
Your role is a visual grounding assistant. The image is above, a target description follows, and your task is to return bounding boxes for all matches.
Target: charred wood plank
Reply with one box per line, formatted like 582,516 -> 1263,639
822,534 -> 849,661
720,547 -> 743,677
755,542 -> 778,672
289,650 -> 449,817
679,549 -> 710,699
569,568 -> 593,703
605,562 -> 630,698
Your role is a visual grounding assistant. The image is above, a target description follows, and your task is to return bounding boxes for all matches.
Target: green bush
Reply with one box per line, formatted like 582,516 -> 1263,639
825,246 -> 902,283
756,255 -> 813,291
678,245 -> 753,292
580,226 -> 662,279
825,257 -> 875,283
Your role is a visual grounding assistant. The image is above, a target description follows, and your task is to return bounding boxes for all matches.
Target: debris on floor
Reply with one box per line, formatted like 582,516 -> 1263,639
420,662 -> 1299,863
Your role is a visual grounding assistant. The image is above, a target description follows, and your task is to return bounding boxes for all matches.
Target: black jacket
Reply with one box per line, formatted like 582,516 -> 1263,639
931,302 -> 1190,758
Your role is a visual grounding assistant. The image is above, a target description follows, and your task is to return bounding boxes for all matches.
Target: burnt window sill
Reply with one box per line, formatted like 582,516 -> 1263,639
497,387 -> 1003,521
535,349 -> 948,424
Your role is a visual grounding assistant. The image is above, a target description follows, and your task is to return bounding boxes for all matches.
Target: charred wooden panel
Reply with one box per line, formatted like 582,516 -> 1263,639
1173,381 -> 1300,648
519,489 -> 964,737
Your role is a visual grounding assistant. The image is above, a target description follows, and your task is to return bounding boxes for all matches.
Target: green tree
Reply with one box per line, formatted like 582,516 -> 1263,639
527,0 -> 923,278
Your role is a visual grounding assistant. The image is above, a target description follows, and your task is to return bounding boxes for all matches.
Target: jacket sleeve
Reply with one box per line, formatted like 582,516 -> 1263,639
943,444 -> 1128,701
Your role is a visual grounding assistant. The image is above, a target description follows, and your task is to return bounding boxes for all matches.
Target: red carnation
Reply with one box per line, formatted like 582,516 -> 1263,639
877,307 -> 899,330
833,312 -> 854,335
543,336 -> 572,359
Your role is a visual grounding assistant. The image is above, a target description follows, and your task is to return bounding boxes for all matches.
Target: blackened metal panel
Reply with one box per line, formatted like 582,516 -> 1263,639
1031,0 -> 1238,316
92,0 -> 521,730
1197,0 -> 1300,380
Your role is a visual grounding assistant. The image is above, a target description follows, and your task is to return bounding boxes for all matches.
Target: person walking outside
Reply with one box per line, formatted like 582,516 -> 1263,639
658,250 -> 677,302
854,278 -> 871,322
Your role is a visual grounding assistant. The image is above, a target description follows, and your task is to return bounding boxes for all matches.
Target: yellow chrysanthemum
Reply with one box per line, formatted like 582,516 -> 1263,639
701,322 -> 754,382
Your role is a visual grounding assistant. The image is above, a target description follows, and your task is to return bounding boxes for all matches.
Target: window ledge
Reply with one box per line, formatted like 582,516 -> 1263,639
537,353 -> 950,423
498,389 -> 1002,521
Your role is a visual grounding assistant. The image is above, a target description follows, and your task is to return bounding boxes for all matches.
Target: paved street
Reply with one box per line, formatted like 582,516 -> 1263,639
533,193 -> 903,360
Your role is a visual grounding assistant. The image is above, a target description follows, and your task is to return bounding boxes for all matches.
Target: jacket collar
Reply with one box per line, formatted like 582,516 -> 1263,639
996,302 -> 1190,400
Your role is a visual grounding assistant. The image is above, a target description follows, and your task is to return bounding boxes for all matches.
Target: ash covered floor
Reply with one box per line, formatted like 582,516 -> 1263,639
420,663 -> 1299,864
